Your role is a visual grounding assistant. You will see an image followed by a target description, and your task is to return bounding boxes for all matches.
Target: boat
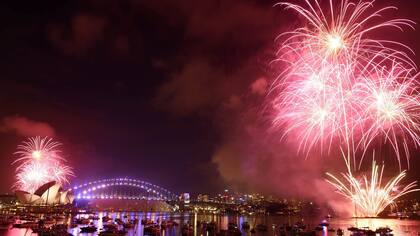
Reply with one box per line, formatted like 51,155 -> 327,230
242,221 -> 250,230
13,221 -> 38,228
348,226 -> 376,236
295,232 -> 316,236
319,220 -> 329,227
144,224 -> 160,235
89,215 -> 100,220
123,222 -> 134,229
376,226 -> 393,235
314,225 -> 323,231
293,222 -> 307,230
161,220 -> 176,229
228,228 -> 242,236
35,224 -> 70,236
228,222 -> 238,230
103,223 -> 118,231
80,225 -> 97,233
203,221 -> 216,232
364,229 -> 376,236
256,224 -> 268,231
99,229 -> 126,236
348,226 -> 359,231
75,218 -> 90,224
115,218 -> 123,225
181,224 -> 194,235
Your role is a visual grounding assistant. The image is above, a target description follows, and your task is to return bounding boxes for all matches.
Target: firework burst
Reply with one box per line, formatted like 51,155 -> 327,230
275,0 -> 416,69
270,0 -> 420,217
13,136 -> 63,169
13,137 -> 74,193
355,63 -> 420,166
326,158 -> 419,217
272,53 -> 360,154
271,0 -> 420,166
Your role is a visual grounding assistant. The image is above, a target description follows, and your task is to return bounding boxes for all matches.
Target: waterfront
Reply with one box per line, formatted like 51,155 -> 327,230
2,212 -> 420,236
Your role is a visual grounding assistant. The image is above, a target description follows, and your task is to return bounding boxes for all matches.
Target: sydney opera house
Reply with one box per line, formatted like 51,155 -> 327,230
15,181 -> 74,205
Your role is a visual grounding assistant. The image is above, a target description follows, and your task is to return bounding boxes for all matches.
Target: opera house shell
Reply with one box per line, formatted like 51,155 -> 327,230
15,181 -> 74,205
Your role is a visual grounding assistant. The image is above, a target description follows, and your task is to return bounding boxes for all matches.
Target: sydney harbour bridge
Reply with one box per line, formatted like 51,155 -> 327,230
71,178 -> 177,202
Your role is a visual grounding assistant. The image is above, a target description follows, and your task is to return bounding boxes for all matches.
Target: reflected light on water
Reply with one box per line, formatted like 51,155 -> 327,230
333,217 -> 420,235
2,212 -> 420,236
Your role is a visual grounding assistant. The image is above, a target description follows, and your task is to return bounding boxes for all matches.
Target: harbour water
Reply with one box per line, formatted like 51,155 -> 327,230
2,212 -> 420,236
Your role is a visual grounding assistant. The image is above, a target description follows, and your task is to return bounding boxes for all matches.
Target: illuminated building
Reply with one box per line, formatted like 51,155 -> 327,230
15,181 -> 74,205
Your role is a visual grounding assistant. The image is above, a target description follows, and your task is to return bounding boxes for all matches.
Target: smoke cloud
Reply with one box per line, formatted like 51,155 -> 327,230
1,116 -> 56,137
145,0 -> 353,212
211,99 -> 353,215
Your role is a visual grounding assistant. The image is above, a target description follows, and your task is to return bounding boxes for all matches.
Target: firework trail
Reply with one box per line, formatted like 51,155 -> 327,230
13,136 -> 74,193
326,155 -> 419,217
271,0 -> 420,166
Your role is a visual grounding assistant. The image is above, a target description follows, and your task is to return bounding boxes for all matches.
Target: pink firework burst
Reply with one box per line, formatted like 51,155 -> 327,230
13,136 -> 63,170
12,137 -> 74,193
271,0 -> 420,166
355,62 -> 420,166
275,0 -> 416,69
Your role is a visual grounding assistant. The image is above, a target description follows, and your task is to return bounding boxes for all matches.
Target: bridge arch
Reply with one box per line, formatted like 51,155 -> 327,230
71,178 -> 177,201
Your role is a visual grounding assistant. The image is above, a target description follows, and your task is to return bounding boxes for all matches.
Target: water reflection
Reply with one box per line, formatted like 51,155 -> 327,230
1,212 -> 420,236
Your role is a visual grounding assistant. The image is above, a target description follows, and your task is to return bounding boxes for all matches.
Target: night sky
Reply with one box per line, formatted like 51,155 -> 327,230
0,0 -> 419,198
